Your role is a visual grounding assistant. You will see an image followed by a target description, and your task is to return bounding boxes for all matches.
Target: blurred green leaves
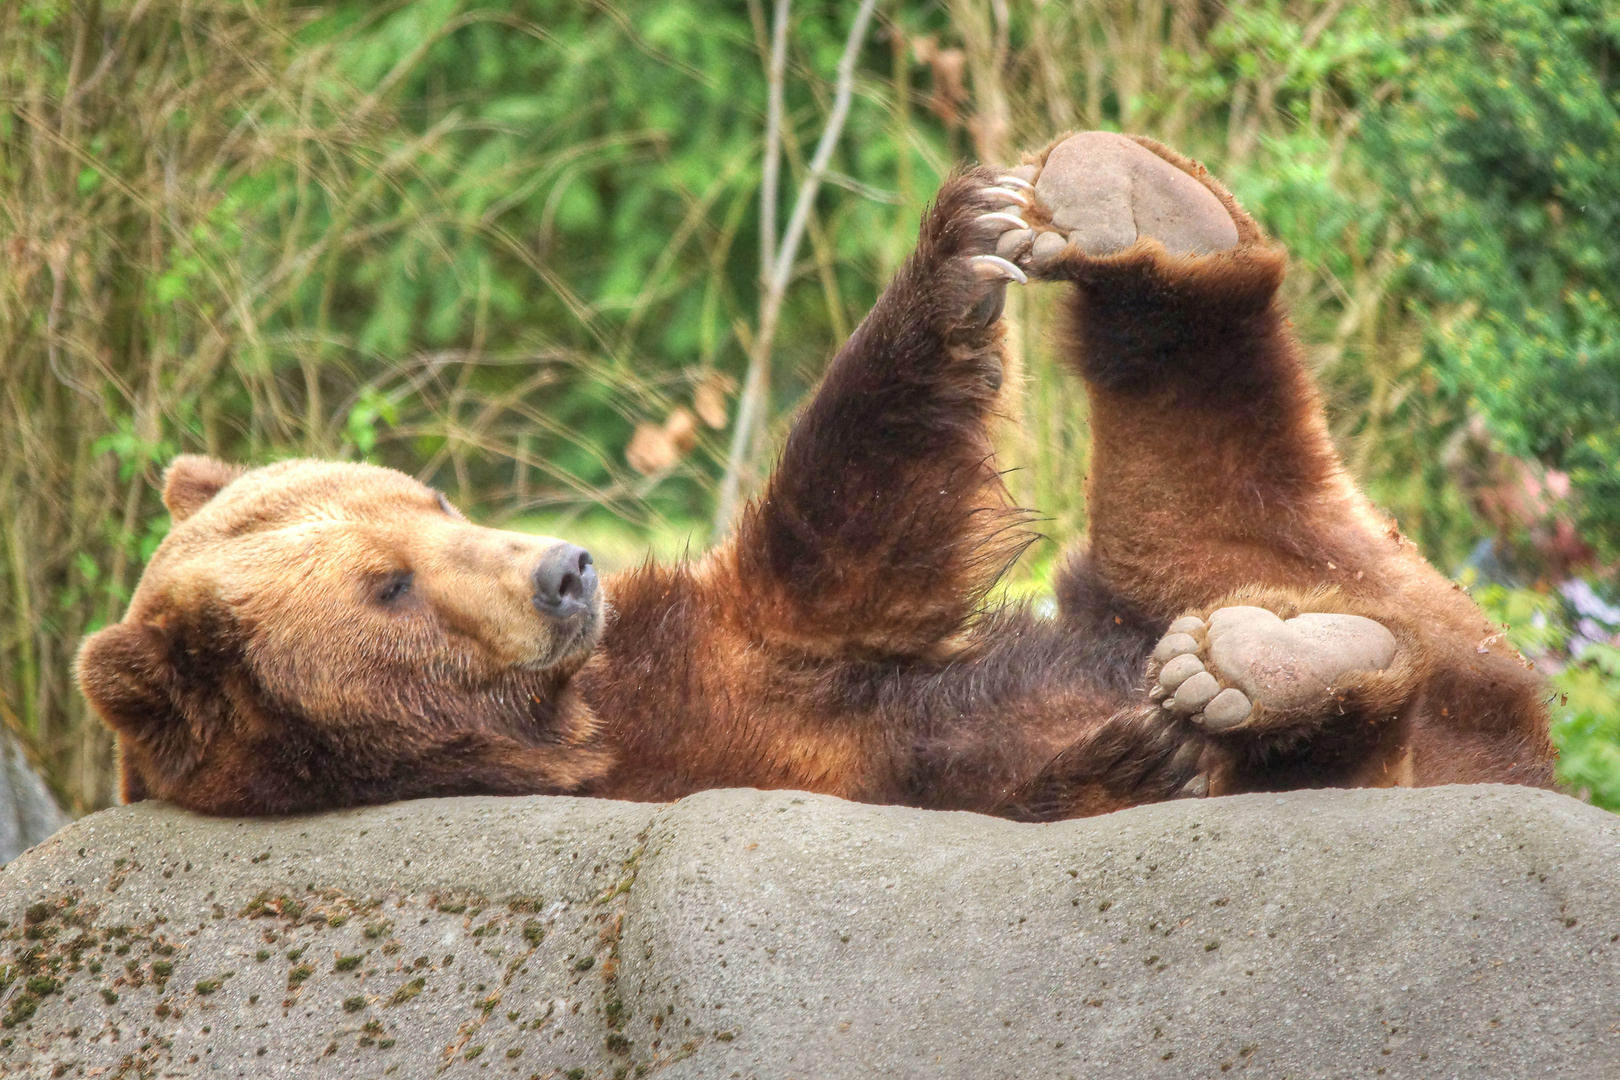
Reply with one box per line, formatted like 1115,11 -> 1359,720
1555,643 -> 1620,810
1370,0 -> 1620,557
235,0 -> 936,519
344,387 -> 401,460
1476,580 -> 1620,809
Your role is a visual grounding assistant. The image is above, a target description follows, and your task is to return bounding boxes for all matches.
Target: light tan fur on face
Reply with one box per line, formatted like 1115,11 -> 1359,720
148,459 -> 599,691
78,457 -> 612,812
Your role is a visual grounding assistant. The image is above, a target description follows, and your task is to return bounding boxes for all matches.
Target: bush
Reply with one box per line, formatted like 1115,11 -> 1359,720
1473,579 -> 1620,809
1371,0 -> 1620,557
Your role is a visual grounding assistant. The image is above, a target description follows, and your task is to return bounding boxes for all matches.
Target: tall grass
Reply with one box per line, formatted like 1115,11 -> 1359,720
1,1 -> 312,808
0,0 -> 1476,811
0,0 -> 693,808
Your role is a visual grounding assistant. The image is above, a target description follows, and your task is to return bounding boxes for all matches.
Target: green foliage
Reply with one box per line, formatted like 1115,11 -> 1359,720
344,388 -> 401,461
1473,581 -> 1620,809
1370,0 -> 1620,557
1553,646 -> 1620,809
269,0 -> 934,517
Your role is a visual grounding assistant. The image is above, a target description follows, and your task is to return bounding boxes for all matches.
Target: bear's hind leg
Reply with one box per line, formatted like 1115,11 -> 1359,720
1009,131 -> 1366,618
1012,132 -> 1552,789
1148,603 -> 1401,734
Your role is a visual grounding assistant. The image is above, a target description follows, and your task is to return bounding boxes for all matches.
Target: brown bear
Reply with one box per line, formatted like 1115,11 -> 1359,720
76,131 -> 1555,818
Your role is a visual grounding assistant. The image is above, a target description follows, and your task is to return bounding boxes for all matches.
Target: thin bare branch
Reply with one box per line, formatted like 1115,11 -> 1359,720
714,0 -> 881,533
760,0 -> 790,282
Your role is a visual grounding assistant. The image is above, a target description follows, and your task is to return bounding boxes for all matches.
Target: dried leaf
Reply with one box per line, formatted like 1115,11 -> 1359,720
664,407 -> 699,453
626,408 -> 700,474
912,37 -> 966,126
625,423 -> 677,475
694,379 -> 730,429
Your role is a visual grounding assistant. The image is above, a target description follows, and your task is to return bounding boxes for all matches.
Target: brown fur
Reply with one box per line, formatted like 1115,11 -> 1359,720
78,460 -> 611,814
1031,135 -> 1552,794
77,137 -> 1554,818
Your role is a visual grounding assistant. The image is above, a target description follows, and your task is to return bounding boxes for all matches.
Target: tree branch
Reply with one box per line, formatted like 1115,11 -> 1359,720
713,0 -> 881,535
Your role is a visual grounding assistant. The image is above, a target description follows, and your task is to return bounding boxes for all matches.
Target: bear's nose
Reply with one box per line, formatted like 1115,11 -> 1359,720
532,544 -> 597,619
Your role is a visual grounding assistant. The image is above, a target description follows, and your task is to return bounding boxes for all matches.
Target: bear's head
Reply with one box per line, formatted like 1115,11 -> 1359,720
76,455 -> 609,814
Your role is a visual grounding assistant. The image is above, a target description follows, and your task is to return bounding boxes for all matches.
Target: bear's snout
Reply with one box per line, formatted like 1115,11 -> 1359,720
532,543 -> 597,620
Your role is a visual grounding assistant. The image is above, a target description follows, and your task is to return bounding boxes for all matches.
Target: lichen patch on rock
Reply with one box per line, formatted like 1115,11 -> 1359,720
1,787 -> 1618,1078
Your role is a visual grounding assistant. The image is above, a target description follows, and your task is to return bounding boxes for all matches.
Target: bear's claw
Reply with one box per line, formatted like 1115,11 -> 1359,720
977,210 -> 1031,231
964,182 -> 1038,259
1148,606 -> 1398,733
969,254 -> 1028,284
1173,774 -> 1210,799
981,185 -> 1032,204
946,173 -> 1043,325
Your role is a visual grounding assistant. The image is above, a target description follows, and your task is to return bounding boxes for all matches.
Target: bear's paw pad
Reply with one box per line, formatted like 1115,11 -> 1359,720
1149,606 -> 1397,731
1004,131 -> 1239,268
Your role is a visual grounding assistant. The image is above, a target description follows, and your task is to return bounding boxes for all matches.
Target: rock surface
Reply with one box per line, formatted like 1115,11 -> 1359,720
0,785 -> 1616,1079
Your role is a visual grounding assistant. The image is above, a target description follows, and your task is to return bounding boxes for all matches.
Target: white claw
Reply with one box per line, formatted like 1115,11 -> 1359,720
981,185 -> 1031,205
977,211 -> 1030,230
969,255 -> 1029,284
997,175 -> 1035,191
1174,775 -> 1210,800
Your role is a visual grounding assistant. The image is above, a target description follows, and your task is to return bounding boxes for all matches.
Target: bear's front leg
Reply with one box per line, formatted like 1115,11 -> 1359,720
728,168 -> 1038,657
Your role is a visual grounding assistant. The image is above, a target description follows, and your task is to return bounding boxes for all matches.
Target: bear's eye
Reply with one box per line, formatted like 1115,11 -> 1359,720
376,571 -> 414,605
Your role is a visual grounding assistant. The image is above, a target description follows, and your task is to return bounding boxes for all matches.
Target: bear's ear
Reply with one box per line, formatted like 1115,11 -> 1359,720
77,621 -> 175,739
76,619 -> 234,800
162,455 -> 244,522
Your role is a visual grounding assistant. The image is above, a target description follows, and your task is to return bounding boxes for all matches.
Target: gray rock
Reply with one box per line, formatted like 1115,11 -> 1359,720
0,731 -> 69,866
0,786 -> 1616,1078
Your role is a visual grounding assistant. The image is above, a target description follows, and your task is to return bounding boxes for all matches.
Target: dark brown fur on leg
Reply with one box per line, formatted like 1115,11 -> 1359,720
730,167 -> 1033,660
583,171 -> 1202,813
996,705 -> 1207,821
1033,134 -> 1553,792
891,603 -> 1203,820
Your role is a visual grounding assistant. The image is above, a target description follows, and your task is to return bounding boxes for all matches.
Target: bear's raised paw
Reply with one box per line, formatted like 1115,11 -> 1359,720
997,131 -> 1241,273
1148,606 -> 1398,733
